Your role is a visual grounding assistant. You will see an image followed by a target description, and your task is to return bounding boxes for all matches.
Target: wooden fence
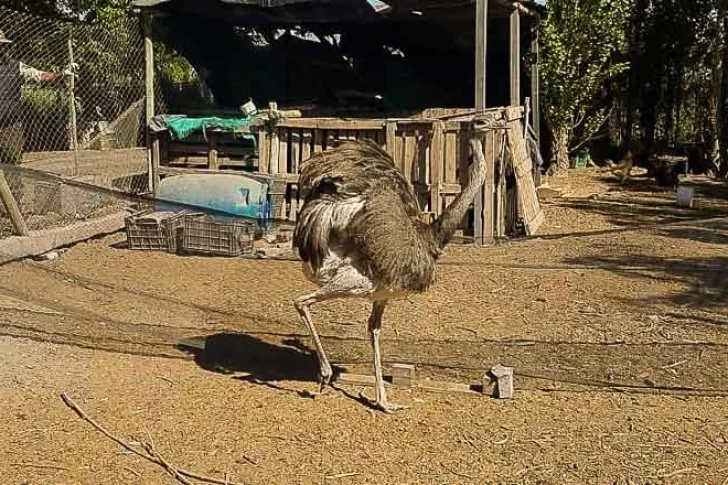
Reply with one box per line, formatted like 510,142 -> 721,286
153,106 -> 543,243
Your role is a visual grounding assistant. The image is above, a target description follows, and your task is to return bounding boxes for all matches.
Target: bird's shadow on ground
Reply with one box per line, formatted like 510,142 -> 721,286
176,333 -> 363,402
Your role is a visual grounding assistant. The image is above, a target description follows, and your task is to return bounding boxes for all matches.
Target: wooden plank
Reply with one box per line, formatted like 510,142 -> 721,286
394,131 -> 405,172
403,131 -> 416,183
290,130 -> 301,174
313,129 -> 324,153
301,130 -> 312,163
0,212 -> 126,265
375,129 -> 386,147
430,121 -> 444,215
0,170 -> 29,236
158,166 -> 274,182
258,129 -> 269,173
385,121 -> 397,158
276,118 -> 386,130
495,133 -> 506,237
457,126 -> 471,231
510,8 -> 522,107
530,24 -> 541,144
207,131 -> 219,170
482,131 -> 496,245
151,137 -> 160,195
505,116 -> 544,235
278,129 -> 289,176
269,128 -> 279,175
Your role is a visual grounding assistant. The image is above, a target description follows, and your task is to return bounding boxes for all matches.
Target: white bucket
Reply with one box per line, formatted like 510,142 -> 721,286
675,186 -> 694,208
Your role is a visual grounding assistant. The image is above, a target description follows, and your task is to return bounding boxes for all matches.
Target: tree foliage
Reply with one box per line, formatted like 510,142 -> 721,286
536,0 -> 631,173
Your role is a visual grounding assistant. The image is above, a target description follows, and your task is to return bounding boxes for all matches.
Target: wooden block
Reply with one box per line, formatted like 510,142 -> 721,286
484,364 -> 514,399
390,363 -> 416,388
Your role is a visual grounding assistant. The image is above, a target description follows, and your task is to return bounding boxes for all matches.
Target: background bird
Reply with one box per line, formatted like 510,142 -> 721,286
293,131 -> 487,412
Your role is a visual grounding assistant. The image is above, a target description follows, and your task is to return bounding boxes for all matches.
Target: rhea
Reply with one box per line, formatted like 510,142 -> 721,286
292,132 -> 487,413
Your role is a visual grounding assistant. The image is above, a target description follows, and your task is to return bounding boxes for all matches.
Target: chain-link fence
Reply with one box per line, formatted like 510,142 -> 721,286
0,5 -> 165,244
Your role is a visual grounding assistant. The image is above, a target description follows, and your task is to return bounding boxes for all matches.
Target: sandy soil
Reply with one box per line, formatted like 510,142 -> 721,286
0,170 -> 727,484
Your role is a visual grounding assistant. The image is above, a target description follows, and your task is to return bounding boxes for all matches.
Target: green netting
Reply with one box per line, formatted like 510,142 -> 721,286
163,115 -> 256,146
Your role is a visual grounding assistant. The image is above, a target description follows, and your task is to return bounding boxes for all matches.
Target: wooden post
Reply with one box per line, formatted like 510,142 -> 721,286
208,131 -> 219,170
530,22 -> 541,145
510,8 -> 521,107
482,131 -> 495,245
385,121 -> 397,158
473,0 -> 489,245
143,15 -> 159,195
67,29 -> 79,176
0,170 -> 29,237
475,0 -> 488,111
430,121 -> 444,214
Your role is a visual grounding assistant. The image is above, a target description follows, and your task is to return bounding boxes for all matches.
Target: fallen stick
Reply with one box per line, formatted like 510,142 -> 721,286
11,462 -> 70,471
60,391 -> 245,485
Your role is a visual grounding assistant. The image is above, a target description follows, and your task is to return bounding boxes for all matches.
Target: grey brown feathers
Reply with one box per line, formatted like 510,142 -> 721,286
293,140 -> 439,293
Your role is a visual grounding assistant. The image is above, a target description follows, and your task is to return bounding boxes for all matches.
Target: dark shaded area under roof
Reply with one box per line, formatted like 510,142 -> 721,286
133,0 -> 539,112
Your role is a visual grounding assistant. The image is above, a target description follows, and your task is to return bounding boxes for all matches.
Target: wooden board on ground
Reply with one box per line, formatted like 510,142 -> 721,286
0,212 -> 126,265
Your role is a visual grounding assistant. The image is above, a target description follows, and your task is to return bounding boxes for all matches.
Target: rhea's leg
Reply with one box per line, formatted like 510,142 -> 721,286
294,290 -> 336,393
361,300 -> 408,413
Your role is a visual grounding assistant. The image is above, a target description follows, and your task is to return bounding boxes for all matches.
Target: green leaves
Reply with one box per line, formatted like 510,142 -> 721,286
535,0 -> 630,159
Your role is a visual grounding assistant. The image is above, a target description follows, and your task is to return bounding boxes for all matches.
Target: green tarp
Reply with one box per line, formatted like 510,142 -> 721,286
163,115 -> 256,146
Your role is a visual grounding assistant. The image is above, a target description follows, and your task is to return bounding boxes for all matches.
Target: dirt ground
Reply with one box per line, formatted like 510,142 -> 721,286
1,169 -> 728,485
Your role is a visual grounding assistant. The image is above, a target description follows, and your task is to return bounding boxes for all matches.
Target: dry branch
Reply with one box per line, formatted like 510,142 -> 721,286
60,391 -> 246,485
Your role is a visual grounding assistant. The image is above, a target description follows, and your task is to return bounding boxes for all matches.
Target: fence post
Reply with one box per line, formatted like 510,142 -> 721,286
0,169 -> 29,236
143,14 -> 159,195
67,28 -> 79,176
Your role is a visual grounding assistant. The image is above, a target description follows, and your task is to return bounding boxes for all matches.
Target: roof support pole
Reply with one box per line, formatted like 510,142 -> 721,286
530,20 -> 540,145
473,0 -> 493,245
510,6 -> 521,107
143,14 -> 159,195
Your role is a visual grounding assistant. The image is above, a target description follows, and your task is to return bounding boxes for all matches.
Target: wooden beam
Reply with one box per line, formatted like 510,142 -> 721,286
530,22 -> 541,144
475,0 -> 489,110
482,131 -> 496,245
143,15 -> 159,195
510,7 -> 522,106
0,170 -> 29,237
474,0 -> 488,245
276,118 -> 386,130
0,212 -> 126,265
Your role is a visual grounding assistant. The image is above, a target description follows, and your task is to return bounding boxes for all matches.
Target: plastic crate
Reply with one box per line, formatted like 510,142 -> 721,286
178,214 -> 255,257
125,211 -> 185,252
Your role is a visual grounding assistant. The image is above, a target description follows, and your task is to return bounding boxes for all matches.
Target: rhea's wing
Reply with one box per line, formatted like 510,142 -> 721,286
294,140 -> 421,271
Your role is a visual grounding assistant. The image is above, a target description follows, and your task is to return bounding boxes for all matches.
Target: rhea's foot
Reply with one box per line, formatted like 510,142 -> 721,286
315,366 -> 333,395
358,391 -> 409,413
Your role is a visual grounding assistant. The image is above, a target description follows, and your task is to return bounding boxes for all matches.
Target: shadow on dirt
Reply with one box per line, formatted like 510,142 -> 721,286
177,332 -> 348,396
562,254 -> 728,311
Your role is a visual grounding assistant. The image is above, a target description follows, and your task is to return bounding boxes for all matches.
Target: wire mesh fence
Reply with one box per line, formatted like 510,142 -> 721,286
0,5 -> 163,245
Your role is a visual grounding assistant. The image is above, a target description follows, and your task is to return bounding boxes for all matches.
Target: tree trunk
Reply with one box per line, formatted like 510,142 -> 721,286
550,127 -> 571,175
718,0 -> 728,177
